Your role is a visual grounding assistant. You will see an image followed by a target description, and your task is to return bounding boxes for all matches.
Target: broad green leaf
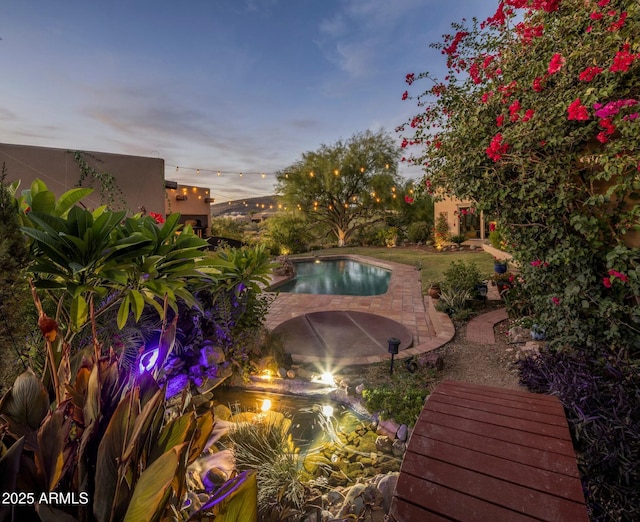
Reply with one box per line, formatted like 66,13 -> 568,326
30,188 -> 56,214
122,445 -> 184,522
0,368 -> 50,433
0,437 -> 25,521
117,295 -> 131,329
148,411 -> 195,464
129,289 -> 145,322
35,408 -> 71,491
94,388 -> 140,522
193,469 -> 258,522
70,294 -> 89,331
187,410 -> 214,464
53,187 -> 94,216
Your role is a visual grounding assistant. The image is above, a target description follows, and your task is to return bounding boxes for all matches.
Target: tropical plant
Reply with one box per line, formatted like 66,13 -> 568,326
399,0 -> 640,355
0,326 -> 217,522
450,234 -> 466,246
275,130 -> 402,247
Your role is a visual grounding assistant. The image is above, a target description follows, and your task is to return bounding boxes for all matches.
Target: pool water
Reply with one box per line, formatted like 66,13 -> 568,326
277,259 -> 391,296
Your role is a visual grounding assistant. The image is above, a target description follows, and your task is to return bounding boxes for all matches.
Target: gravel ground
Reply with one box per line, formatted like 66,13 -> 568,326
435,318 -> 524,391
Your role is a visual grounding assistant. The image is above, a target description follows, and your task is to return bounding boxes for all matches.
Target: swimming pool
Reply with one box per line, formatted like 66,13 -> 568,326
276,258 -> 391,296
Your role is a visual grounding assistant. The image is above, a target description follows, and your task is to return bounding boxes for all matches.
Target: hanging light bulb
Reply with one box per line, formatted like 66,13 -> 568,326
176,166 -> 179,171
261,173 -> 266,179
196,169 -> 200,175
217,171 -> 221,176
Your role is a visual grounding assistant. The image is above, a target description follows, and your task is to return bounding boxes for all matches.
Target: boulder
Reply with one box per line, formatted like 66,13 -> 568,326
396,424 -> 409,442
375,435 -> 393,454
508,326 -> 530,344
377,473 -> 399,514
391,439 -> 406,457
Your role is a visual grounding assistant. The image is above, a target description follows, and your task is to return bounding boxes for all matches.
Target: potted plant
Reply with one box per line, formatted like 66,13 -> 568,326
493,257 -> 508,274
428,281 -> 441,299
491,272 -> 512,295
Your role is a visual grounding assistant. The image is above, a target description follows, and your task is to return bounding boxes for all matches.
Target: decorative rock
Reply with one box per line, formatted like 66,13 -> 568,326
377,473 -> 399,514
338,484 -> 367,517
396,424 -> 409,442
278,367 -> 288,378
355,383 -> 365,395
286,369 -> 296,379
508,326 -> 531,344
204,467 -> 227,488
198,343 -> 225,367
391,439 -> 406,457
326,490 -> 345,506
375,435 -> 393,454
418,352 -> 444,371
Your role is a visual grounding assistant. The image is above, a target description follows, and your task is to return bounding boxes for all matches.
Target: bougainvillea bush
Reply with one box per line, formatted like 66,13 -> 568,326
399,0 -> 640,355
400,0 -> 639,518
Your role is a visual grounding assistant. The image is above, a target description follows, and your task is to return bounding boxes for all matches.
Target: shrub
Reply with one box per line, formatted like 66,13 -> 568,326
442,259 -> 482,294
433,212 -> 450,249
488,230 -> 503,250
519,350 -> 640,520
450,233 -> 466,246
406,220 -> 431,243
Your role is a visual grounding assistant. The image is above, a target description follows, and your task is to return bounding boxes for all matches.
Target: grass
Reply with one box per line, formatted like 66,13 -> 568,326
291,246 -> 496,293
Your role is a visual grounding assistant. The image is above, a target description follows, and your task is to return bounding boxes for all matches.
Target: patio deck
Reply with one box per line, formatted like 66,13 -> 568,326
389,381 -> 588,521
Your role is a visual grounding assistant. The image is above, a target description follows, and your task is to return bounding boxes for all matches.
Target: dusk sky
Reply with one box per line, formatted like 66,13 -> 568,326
1,0 -> 498,202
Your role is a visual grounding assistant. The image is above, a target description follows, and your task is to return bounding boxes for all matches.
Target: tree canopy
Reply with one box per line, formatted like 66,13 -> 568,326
275,130 -> 403,247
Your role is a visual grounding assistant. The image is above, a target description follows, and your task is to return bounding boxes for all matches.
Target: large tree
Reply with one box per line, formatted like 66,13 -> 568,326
275,130 -> 403,247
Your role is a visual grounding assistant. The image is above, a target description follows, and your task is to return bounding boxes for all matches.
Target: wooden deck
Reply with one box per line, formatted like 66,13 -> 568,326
389,381 -> 589,521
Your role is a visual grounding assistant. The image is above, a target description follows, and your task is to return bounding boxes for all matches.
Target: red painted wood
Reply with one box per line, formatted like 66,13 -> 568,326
392,472 -> 539,522
389,381 -> 589,522
424,398 -> 571,440
401,452 -> 587,521
417,422 -> 581,477
408,435 -> 585,502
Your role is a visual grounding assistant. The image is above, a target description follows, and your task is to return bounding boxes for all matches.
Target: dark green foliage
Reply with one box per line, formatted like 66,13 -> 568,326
442,260 -> 482,294
406,221 -> 431,243
0,169 -> 30,392
519,350 -> 640,521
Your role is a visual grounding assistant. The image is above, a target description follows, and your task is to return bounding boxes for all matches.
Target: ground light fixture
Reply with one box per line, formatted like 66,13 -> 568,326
388,337 -> 401,375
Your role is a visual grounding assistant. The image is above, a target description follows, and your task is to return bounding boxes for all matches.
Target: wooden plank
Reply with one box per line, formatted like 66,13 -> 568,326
416,410 -> 575,456
388,497 -> 451,522
433,384 -> 566,418
427,392 -> 568,427
401,452 -> 589,521
408,434 -> 585,502
392,472 -> 539,522
416,422 -> 581,477
438,380 -> 559,404
424,398 -> 571,440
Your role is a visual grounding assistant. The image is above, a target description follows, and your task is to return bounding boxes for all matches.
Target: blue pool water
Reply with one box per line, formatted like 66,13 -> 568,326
276,259 -> 391,296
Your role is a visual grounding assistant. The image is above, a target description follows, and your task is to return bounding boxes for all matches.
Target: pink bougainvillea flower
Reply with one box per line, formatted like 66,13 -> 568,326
522,109 -> 535,122
405,73 -> 415,85
598,0 -> 610,6
567,98 -> 589,120
579,66 -> 603,82
481,91 -> 494,103
610,44 -> 638,73
486,133 -> 509,162
404,195 -> 414,204
603,277 -> 612,288
532,77 -> 545,92
607,12 -> 627,31
531,260 -> 542,267
608,269 -> 629,282
401,90 -> 408,100
596,132 -> 609,144
551,296 -> 560,306
509,99 -> 521,121
548,53 -> 565,74
489,222 -> 496,232
590,12 -> 603,20
496,114 -> 505,127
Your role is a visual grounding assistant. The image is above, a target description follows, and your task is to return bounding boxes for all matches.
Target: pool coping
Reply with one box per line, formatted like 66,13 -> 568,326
265,254 -> 455,366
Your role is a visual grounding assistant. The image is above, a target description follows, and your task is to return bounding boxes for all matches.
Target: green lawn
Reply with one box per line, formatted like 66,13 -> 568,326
291,246 -> 495,293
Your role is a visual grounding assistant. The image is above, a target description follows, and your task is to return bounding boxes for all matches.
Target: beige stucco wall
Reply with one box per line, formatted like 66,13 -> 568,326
434,196 -> 487,240
164,182 -> 212,237
0,143 -> 165,214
